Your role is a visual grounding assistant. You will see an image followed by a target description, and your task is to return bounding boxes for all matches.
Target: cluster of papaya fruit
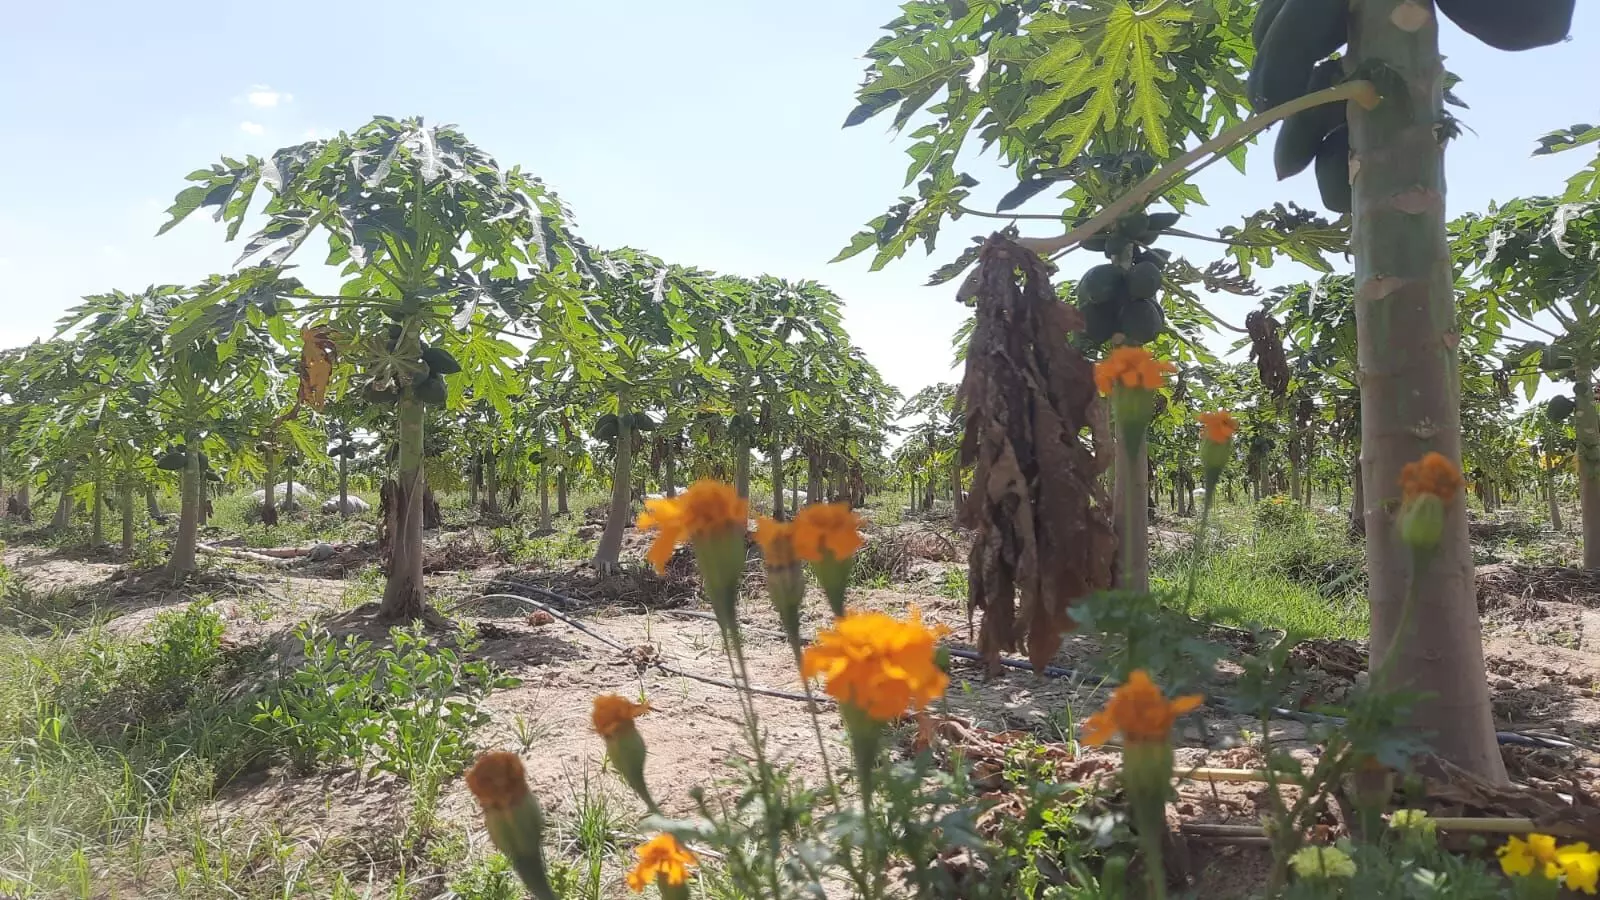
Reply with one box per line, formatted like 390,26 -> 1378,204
154,446 -> 223,482
593,412 -> 659,442
1074,211 -> 1178,346
1547,394 -> 1575,423
364,339 -> 461,407
1250,0 -> 1573,215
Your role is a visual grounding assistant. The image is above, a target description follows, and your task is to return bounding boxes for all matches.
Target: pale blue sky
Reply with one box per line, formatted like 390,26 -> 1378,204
0,2 -> 1593,402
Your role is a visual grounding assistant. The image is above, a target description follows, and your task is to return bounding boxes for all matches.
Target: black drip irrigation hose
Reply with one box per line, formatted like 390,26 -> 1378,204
458,587 -> 1587,754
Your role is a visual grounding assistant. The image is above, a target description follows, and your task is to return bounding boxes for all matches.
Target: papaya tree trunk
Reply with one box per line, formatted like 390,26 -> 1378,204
120,479 -> 135,554
557,468 -> 569,515
379,397 -> 428,621
338,449 -> 351,520
284,464 -> 295,514
1575,368 -> 1600,567
469,453 -> 481,509
1547,465 -> 1563,531
807,455 -> 823,509
90,467 -> 104,548
52,463 -> 74,530
539,464 -> 552,532
1114,440 -> 1150,593
145,485 -> 159,521
735,423 -> 751,499
770,442 -> 784,522
169,442 -> 200,580
262,445 -> 278,527
484,451 -> 501,516
1351,0 -> 1502,780
593,391 -> 633,572
664,445 -> 677,498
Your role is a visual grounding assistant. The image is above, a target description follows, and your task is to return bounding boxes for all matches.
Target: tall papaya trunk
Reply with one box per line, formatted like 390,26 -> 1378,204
120,479 -> 135,554
1351,0 -> 1502,780
1575,368 -> 1600,567
169,441 -> 200,580
262,445 -> 278,527
484,451 -> 501,516
734,416 -> 751,499
145,486 -> 159,521
1113,440 -> 1150,593
469,453 -> 481,510
338,448 -> 351,519
52,463 -> 74,530
664,445 -> 678,498
807,455 -> 823,509
593,391 -> 634,572
284,463 -> 295,514
791,470 -> 801,516
90,468 -> 105,548
539,463 -> 552,532
770,440 -> 784,522
379,397 -> 428,621
557,468 -> 569,515
1547,464 -> 1563,531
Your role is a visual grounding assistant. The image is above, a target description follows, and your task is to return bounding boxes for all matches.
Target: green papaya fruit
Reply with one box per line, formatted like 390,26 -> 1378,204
1079,264 -> 1129,306
1119,298 -> 1165,345
1252,0 -> 1289,49
1313,126 -> 1352,215
1542,343 -> 1576,373
1547,395 -> 1576,422
155,450 -> 188,471
1116,212 -> 1150,239
420,345 -> 462,376
1080,299 -> 1121,345
386,323 -> 403,350
630,412 -> 659,432
1248,0 -> 1347,112
413,374 -> 448,406
1104,234 -> 1131,257
1145,211 -> 1181,232
1435,0 -> 1573,51
1274,59 -> 1346,180
1084,235 -> 1110,253
1134,248 -> 1172,268
595,413 -> 620,441
1127,260 -> 1163,301
206,471 -> 223,483
729,413 -> 748,430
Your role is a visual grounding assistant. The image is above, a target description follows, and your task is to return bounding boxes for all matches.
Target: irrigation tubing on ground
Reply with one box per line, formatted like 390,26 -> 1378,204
457,587 -> 1578,752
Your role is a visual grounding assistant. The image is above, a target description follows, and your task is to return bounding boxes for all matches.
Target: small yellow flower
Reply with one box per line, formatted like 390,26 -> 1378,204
1197,410 -> 1238,444
636,480 -> 747,573
591,694 -> 651,739
1081,670 -> 1202,746
1094,346 -> 1175,395
625,833 -> 698,893
1288,845 -> 1357,879
465,751 -> 529,812
1400,452 -> 1464,503
1388,809 -> 1436,837
801,608 -> 949,721
753,517 -> 798,567
1500,834 -> 1563,879
792,503 -> 863,562
1562,844 -> 1600,895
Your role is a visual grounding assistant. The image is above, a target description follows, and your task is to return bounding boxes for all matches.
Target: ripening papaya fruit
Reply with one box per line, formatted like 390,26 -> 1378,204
1274,59 -> 1346,180
1120,298 -> 1165,346
1248,0 -> 1347,112
1079,264 -> 1129,306
595,413 -> 620,442
1080,298 -> 1121,345
420,345 -> 462,376
414,374 -> 448,406
1547,395 -> 1576,422
1436,0 -> 1573,51
1314,126 -> 1352,215
1127,260 -> 1163,301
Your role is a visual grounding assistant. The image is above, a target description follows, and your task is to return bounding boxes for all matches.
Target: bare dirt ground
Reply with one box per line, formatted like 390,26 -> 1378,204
7,521 -> 1600,897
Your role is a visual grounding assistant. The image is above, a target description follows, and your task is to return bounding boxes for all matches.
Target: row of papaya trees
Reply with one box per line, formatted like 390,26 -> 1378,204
0,117 -> 900,621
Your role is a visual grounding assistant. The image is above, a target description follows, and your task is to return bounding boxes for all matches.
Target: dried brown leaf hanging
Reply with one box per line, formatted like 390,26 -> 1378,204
1246,310 -> 1289,398
957,234 -> 1116,673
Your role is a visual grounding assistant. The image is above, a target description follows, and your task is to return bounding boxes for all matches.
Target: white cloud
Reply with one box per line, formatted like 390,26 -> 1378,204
303,127 -> 321,139
246,85 -> 292,108
239,121 -> 265,135
0,257 -> 12,269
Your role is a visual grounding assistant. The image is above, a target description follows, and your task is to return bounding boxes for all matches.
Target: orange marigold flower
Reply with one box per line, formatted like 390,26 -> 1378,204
591,694 -> 651,739
635,480 -> 747,573
626,832 -> 698,892
1399,451 -> 1464,503
1081,669 -> 1203,746
800,608 -> 949,721
465,751 -> 529,812
792,503 -> 863,562
754,517 -> 798,568
1197,410 -> 1238,444
1094,346 -> 1175,396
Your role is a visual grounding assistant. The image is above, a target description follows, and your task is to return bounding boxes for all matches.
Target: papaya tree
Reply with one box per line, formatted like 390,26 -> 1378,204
1456,197 -> 1600,565
839,0 -> 1578,777
156,117 -> 581,618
